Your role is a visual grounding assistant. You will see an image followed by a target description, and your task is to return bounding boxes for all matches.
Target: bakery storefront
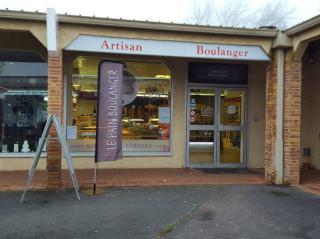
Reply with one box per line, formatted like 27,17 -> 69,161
6,9 -> 320,186
61,34 -> 270,169
0,10 -> 280,186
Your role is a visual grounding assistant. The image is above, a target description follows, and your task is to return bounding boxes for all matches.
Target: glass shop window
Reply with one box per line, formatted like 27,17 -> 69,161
67,57 -> 171,154
0,62 -> 48,153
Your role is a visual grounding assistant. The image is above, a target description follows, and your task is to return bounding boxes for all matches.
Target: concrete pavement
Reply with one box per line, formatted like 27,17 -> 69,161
1,185 -> 320,239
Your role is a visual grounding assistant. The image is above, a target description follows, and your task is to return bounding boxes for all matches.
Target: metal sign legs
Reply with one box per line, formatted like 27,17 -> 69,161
21,115 -> 80,203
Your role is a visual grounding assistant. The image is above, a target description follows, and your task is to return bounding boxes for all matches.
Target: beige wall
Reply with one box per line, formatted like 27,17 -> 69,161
0,157 -> 46,171
301,55 -> 320,169
301,59 -> 313,166
0,12 -> 275,54
248,62 -> 267,168
291,25 -> 320,56
58,22 -> 274,54
0,19 -> 47,48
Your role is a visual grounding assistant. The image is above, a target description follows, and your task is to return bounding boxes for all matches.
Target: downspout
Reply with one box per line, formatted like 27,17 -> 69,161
275,49 -> 284,184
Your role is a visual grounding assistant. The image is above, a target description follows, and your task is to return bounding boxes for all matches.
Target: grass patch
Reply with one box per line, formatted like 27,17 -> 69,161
157,223 -> 177,238
155,212 -> 193,239
155,186 -> 223,238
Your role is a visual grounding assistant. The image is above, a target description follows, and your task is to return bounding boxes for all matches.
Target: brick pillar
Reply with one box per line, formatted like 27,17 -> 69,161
265,62 -> 277,183
47,52 -> 63,189
265,54 -> 302,185
283,60 -> 301,185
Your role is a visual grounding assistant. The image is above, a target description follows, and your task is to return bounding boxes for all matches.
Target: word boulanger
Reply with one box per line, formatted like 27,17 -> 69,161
196,45 -> 248,59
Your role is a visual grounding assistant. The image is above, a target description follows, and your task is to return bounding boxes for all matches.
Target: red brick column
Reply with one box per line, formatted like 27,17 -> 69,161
265,62 -> 277,184
47,52 -> 63,189
283,60 -> 301,185
265,55 -> 302,185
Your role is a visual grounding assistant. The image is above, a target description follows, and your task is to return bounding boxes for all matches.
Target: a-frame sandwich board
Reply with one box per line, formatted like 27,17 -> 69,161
21,114 -> 80,203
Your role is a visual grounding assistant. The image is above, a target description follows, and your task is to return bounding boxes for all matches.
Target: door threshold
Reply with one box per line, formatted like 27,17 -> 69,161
190,168 -> 260,174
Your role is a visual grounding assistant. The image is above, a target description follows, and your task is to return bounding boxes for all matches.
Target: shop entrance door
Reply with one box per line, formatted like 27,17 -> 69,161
187,87 -> 216,167
186,86 -> 246,168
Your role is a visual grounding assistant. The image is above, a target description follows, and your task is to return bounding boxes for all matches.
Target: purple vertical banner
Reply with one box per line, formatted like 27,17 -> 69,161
95,61 -> 124,162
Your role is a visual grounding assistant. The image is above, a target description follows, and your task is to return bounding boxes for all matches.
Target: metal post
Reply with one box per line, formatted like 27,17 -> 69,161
93,162 -> 97,195
21,115 -> 53,203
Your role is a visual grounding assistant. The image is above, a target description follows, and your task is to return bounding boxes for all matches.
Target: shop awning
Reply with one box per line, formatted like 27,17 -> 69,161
65,35 -> 270,61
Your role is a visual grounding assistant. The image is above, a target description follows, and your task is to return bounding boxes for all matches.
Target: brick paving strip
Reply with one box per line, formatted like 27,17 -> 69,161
297,169 -> 320,196
0,168 -> 265,191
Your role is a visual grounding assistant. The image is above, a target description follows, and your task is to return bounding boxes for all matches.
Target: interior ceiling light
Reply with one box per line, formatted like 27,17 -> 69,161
155,75 -> 170,79
190,93 -> 215,96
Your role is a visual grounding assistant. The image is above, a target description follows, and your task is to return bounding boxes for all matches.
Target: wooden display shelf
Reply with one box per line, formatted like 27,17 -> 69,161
77,115 -> 96,139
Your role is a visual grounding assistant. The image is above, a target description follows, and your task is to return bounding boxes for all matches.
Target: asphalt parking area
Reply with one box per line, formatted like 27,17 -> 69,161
0,185 -> 320,239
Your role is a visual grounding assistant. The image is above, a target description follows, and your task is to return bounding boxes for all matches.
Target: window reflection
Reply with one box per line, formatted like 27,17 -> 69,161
0,62 -> 48,153
189,89 -> 215,125
68,57 -> 171,153
220,89 -> 244,126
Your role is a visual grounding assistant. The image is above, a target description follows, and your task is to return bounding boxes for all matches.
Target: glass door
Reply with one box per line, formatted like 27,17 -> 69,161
217,88 -> 246,167
186,87 -> 247,168
187,87 -> 216,167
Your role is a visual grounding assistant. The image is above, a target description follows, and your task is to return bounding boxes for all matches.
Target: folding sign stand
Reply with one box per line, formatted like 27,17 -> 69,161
21,114 -> 80,203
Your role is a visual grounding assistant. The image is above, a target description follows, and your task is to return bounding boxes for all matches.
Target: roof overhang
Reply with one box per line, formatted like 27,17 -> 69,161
285,15 -> 320,37
0,9 -> 278,38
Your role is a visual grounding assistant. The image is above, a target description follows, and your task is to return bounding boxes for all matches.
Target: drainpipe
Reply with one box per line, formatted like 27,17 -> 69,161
275,49 -> 284,184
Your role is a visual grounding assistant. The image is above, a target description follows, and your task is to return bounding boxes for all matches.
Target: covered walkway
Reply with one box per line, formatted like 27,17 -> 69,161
300,169 -> 320,195
0,168 -> 265,191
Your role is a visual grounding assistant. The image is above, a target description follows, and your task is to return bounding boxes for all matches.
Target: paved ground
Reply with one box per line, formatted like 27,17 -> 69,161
1,185 -> 320,239
0,168 -> 265,191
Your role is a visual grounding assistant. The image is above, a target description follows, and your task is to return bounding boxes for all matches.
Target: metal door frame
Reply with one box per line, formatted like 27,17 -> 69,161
186,86 -> 218,168
186,84 -> 248,168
